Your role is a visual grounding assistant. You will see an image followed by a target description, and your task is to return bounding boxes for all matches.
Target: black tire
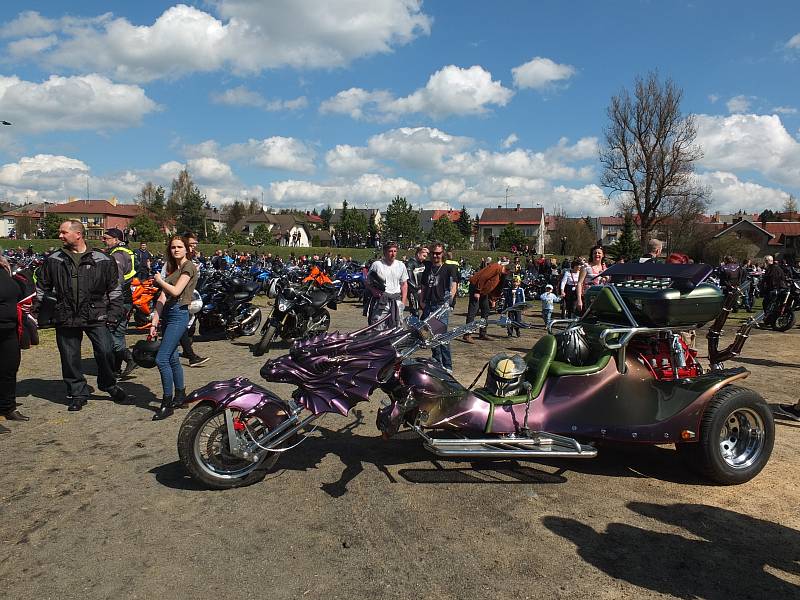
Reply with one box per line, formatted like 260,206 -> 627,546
252,324 -> 277,356
240,309 -> 262,336
675,385 -> 774,485
773,309 -> 795,332
177,403 -> 282,489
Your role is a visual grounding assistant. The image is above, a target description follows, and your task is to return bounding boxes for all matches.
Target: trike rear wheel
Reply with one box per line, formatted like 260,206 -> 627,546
676,386 -> 773,485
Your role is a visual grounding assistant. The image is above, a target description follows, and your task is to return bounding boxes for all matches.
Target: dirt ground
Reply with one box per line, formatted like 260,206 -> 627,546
2,297 -> 799,600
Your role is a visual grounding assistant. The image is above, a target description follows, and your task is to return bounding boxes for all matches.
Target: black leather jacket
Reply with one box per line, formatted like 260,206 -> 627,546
35,248 -> 124,327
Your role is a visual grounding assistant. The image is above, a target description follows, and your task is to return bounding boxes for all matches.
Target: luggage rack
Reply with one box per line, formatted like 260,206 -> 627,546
600,262 -> 714,293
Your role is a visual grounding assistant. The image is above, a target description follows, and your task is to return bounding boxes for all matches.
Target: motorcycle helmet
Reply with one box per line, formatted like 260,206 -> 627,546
267,278 -> 281,299
554,326 -> 591,366
188,290 -> 203,315
367,270 -> 386,293
485,353 -> 528,397
132,338 -> 161,369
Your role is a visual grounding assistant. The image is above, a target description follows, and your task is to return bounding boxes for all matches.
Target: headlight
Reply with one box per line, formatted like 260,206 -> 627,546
277,299 -> 291,312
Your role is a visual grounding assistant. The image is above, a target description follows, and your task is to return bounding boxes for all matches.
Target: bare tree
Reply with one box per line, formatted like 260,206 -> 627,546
600,72 -> 708,252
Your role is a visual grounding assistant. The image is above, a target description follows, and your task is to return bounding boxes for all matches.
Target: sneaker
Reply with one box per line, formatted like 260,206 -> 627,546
189,356 -> 209,367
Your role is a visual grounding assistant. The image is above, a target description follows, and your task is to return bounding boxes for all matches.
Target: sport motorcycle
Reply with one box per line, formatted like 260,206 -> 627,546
251,277 -> 338,356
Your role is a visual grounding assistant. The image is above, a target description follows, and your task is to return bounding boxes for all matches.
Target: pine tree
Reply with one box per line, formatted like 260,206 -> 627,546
382,195 -> 421,245
607,212 -> 640,261
457,205 -> 472,239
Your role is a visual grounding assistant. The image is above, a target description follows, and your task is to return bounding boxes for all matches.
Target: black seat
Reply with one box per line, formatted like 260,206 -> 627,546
233,291 -> 251,301
309,289 -> 332,308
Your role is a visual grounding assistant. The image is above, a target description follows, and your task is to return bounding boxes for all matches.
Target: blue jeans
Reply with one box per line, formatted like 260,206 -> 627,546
542,309 -> 553,327
422,303 -> 452,371
155,303 -> 189,397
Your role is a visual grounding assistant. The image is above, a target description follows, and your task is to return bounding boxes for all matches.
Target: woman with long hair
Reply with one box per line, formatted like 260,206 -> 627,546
575,245 -> 607,313
150,236 -> 199,420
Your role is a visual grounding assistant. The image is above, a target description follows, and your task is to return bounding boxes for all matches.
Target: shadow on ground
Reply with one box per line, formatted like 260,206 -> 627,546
151,410 -> 712,495
542,501 -> 800,598
17,377 -> 159,412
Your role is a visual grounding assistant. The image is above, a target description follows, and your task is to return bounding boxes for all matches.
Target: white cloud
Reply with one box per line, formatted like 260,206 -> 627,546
3,2 -> 431,82
325,145 -> 380,174
772,106 -> 798,115
367,127 -> 474,169
210,85 -> 307,111
786,33 -> 800,49
501,133 -> 518,148
267,173 -> 422,209
708,94 -> 719,104
698,171 -> 792,214
511,56 -> 576,90
321,65 -> 513,120
320,88 -> 393,120
224,137 -> 317,173
186,157 -> 235,184
0,74 -> 157,133
0,154 -> 88,188
428,178 -> 466,200
6,35 -> 57,57
726,95 -> 752,114
696,113 -> 800,187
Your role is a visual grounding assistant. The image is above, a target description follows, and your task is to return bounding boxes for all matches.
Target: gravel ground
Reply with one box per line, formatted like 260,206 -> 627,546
2,299 -> 798,599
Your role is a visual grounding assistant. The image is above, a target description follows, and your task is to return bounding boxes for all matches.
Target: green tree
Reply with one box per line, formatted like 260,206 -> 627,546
606,213 -> 640,261
41,212 -> 62,238
128,214 -> 163,242
704,236 -> 759,264
758,209 -> 780,224
15,216 -> 36,239
382,195 -> 421,246
320,205 -> 333,228
783,194 -> 798,218
338,208 -> 369,246
169,170 -> 207,239
545,215 -> 596,256
497,223 -> 529,252
136,182 -> 166,220
167,169 -> 194,219
251,223 -> 271,245
225,200 -> 247,230
429,216 -> 467,249
600,72 -> 708,252
456,206 -> 472,239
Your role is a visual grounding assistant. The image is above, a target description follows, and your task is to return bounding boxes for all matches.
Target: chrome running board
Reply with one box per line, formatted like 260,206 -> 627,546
413,427 -> 597,459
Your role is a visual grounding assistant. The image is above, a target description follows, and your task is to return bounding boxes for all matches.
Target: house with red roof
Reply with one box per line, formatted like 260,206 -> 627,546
419,209 -> 461,234
478,205 -> 545,254
711,218 -> 800,259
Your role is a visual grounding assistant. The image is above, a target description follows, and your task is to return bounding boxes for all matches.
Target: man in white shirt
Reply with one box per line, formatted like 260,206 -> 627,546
366,241 -> 408,330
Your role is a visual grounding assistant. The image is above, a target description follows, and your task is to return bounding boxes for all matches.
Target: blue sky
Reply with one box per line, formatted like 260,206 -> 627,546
0,0 -> 798,217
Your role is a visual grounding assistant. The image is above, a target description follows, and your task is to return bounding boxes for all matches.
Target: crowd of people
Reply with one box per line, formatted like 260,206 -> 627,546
1,223 -> 799,432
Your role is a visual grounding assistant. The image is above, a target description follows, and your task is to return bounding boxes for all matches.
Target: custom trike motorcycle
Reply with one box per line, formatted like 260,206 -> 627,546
178,262 -> 774,489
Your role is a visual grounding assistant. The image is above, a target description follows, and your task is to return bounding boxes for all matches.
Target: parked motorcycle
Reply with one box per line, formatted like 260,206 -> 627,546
130,277 -> 159,326
197,275 -> 262,339
334,262 -> 366,303
177,261 -> 773,489
763,279 -> 799,331
251,277 -> 338,356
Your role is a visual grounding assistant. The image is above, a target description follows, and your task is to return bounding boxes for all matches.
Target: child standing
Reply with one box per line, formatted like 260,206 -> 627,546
539,284 -> 561,328
505,276 -> 526,337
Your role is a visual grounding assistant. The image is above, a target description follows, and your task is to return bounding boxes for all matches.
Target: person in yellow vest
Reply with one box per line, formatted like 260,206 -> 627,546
102,228 -> 138,378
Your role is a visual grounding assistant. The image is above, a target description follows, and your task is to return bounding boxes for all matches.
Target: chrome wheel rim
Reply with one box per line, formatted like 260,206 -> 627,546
718,408 -> 765,469
193,410 -> 264,480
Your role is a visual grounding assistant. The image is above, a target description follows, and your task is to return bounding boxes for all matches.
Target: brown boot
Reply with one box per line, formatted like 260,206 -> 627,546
462,334 -> 475,344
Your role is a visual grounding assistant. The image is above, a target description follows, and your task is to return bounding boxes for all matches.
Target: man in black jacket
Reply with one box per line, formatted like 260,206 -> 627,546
35,220 -> 132,411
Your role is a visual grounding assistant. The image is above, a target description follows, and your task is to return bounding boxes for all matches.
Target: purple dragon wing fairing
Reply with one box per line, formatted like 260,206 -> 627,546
259,322 -> 405,416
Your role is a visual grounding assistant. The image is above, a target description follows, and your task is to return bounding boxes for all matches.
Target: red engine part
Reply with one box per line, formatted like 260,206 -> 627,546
630,335 -> 699,380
